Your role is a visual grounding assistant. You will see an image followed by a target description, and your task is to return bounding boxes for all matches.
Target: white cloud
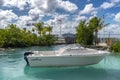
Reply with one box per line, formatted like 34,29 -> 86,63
106,13 -> 115,18
88,15 -> 97,20
3,0 -> 28,10
73,15 -> 87,24
28,0 -> 58,21
2,0 -> 78,26
100,2 -> 114,9
29,0 -> 58,13
3,0 -> 78,12
47,13 -> 91,34
45,13 -> 79,34
76,16 -> 87,21
29,0 -> 78,13
16,16 -> 32,28
0,10 -> 18,27
87,0 -> 90,2
0,10 -> 18,21
98,24 -> 120,38
55,14 -> 69,21
0,0 -> 4,7
58,0 -> 78,12
26,0 -> 78,22
114,12 -> 120,22
79,4 -> 97,15
53,21 -> 76,34
110,0 -> 120,3
100,0 -> 120,9
28,8 -> 44,21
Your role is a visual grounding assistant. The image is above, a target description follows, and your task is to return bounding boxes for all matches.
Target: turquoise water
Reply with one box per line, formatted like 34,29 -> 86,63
0,45 -> 120,80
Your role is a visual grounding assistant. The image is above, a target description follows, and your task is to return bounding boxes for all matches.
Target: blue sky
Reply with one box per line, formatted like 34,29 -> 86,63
0,0 -> 120,37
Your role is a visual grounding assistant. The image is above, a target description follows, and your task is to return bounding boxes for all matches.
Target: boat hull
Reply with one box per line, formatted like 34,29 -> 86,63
27,55 -> 105,67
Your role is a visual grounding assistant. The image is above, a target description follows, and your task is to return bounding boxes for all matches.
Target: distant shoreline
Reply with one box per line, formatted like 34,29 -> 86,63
0,44 -> 109,51
0,47 -> 15,51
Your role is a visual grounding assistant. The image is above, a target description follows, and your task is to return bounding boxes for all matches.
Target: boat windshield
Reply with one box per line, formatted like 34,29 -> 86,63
58,44 -> 85,53
65,44 -> 84,49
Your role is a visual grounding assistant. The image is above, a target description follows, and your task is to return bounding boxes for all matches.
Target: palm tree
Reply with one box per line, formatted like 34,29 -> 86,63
32,28 -> 35,33
76,20 -> 88,45
42,26 -> 48,35
41,26 -> 52,35
47,25 -> 52,35
23,28 -> 26,32
89,16 -> 109,46
33,22 -> 44,36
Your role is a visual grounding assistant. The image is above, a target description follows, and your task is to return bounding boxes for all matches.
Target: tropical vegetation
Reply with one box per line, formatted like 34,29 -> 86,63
33,22 -> 55,46
110,42 -> 120,53
0,23 -> 55,48
76,16 -> 107,46
76,20 -> 93,46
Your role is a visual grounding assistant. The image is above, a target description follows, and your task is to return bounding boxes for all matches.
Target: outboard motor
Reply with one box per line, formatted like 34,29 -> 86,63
24,52 -> 33,65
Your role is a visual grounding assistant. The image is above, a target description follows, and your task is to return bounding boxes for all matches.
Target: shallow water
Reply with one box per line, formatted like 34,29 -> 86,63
0,45 -> 120,80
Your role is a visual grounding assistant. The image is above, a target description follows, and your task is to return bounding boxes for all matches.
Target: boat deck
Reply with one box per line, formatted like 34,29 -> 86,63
28,48 -> 108,57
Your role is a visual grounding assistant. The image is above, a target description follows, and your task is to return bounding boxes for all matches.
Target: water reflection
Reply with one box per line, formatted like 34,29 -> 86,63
24,65 -> 120,80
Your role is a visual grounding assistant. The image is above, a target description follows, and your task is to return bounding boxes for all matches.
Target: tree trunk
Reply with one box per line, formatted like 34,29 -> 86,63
95,31 -> 98,46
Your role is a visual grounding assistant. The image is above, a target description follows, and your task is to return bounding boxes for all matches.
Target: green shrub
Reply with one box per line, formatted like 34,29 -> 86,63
110,42 -> 120,53
38,35 -> 55,46
0,24 -> 55,48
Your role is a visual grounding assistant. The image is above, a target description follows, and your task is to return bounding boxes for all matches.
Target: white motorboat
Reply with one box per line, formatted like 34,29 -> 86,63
24,44 -> 110,67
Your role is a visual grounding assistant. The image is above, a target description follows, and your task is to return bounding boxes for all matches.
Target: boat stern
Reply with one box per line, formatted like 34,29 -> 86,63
24,52 -> 34,65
